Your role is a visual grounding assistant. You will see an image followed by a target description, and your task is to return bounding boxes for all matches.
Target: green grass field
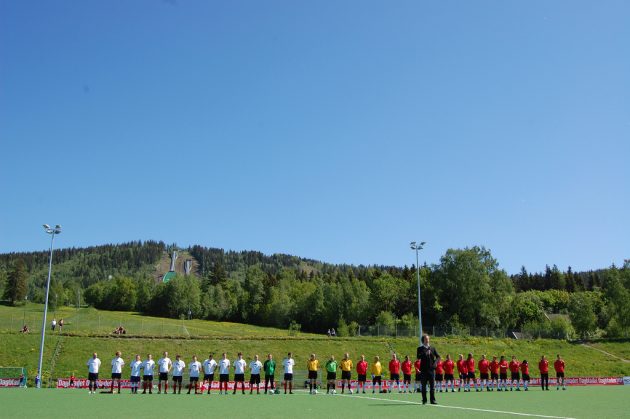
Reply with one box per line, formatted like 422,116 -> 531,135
0,386 -> 628,418
1,303 -> 629,386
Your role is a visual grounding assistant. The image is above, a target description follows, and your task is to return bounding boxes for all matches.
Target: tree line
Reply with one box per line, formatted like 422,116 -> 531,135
1,242 -> 628,339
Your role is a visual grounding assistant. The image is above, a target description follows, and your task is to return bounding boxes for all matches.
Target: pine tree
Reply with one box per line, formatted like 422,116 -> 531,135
3,259 -> 28,305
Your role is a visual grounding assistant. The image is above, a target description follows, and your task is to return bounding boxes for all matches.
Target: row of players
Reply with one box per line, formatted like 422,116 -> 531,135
83,351 -> 567,395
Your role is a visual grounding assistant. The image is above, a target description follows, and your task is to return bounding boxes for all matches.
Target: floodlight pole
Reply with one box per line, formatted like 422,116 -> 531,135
410,241 -> 426,346
37,225 -> 61,388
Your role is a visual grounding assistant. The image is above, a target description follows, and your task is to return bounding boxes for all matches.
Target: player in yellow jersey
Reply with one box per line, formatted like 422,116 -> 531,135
371,356 -> 383,393
340,353 -> 353,394
307,354 -> 319,394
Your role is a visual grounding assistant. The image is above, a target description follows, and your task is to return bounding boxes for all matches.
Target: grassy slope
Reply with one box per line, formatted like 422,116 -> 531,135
1,304 -> 629,384
0,386 -> 629,419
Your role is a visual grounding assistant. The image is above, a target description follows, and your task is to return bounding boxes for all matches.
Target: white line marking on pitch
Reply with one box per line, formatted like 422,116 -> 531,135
337,393 -> 577,419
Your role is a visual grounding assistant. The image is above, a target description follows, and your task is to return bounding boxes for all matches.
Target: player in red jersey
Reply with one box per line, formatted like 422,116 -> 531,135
413,356 -> 422,393
456,354 -> 468,392
509,356 -> 521,391
401,355 -> 412,393
489,356 -> 499,391
466,353 -> 478,392
538,355 -> 549,391
435,358 -> 444,393
442,354 -> 455,392
389,354 -> 401,393
520,360 -> 530,391
478,354 -> 490,391
498,355 -> 509,391
356,355 -> 368,394
554,354 -> 566,390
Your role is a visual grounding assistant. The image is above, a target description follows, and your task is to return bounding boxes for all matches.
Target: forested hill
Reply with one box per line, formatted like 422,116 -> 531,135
0,241 -> 628,338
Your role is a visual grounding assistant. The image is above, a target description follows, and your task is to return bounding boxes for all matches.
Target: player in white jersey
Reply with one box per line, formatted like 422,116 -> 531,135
188,355 -> 202,394
282,352 -> 295,394
142,354 -> 155,394
218,353 -> 231,395
86,352 -> 101,394
249,355 -> 263,394
171,354 -> 186,394
129,354 -> 143,394
110,351 -> 125,393
233,352 -> 247,394
203,354 -> 218,394
157,351 -> 172,394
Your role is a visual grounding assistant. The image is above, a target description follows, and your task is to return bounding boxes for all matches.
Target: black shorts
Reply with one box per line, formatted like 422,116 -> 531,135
358,374 -> 366,382
556,372 -> 564,378
88,373 -> 99,381
284,373 -> 293,381
130,376 -> 141,383
459,373 -> 467,380
250,374 -> 260,384
219,374 -> 229,382
190,376 -> 199,382
341,371 -> 351,380
111,373 -> 121,379
265,374 -> 274,382
435,374 -> 443,381
511,372 -> 520,381
308,371 -> 317,380
173,376 -> 183,383
372,376 -> 381,385
500,373 -> 508,380
480,373 -> 489,380
327,372 -> 336,380
159,372 -> 168,381
204,373 -> 215,381
491,372 -> 499,380
143,375 -> 153,381
445,373 -> 454,381
522,374 -> 530,381
234,374 -> 245,382
467,372 -> 476,379
390,373 -> 400,381
404,374 -> 412,382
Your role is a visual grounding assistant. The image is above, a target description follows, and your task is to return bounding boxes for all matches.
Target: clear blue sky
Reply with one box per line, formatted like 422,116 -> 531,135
1,0 -> 628,274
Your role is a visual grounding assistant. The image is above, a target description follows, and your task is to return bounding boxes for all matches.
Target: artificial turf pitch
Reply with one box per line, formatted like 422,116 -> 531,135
0,386 -> 628,419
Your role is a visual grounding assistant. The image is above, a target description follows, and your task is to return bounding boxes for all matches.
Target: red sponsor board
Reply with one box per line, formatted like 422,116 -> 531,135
55,376 -> 625,389
0,378 -> 22,387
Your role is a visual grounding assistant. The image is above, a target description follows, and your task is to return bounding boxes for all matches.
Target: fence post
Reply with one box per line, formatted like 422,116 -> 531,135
377,324 -> 379,337
98,315 -> 100,331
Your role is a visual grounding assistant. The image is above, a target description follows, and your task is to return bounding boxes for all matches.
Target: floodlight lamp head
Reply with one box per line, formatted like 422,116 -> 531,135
410,241 -> 416,249
420,241 -> 426,247
55,225 -> 61,229
43,224 -> 50,230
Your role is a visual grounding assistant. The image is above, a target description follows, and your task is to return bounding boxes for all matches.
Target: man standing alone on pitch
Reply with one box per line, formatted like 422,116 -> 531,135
417,334 -> 439,405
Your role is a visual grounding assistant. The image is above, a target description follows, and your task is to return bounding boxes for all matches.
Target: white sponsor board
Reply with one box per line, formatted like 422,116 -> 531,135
623,376 -> 630,385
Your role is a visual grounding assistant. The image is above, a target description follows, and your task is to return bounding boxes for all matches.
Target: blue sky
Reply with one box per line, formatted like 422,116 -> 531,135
1,0 -> 628,274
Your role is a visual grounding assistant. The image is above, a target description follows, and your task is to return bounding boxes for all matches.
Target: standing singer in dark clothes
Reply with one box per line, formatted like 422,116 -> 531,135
417,334 -> 440,405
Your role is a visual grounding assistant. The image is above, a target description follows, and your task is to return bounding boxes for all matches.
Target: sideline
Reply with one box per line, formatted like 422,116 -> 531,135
338,393 -> 577,419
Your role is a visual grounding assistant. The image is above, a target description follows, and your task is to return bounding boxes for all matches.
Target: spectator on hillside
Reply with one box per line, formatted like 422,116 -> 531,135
51,318 -> 57,331
20,325 -> 30,333
58,318 -> 64,331
331,328 -> 336,337
327,329 -> 331,337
